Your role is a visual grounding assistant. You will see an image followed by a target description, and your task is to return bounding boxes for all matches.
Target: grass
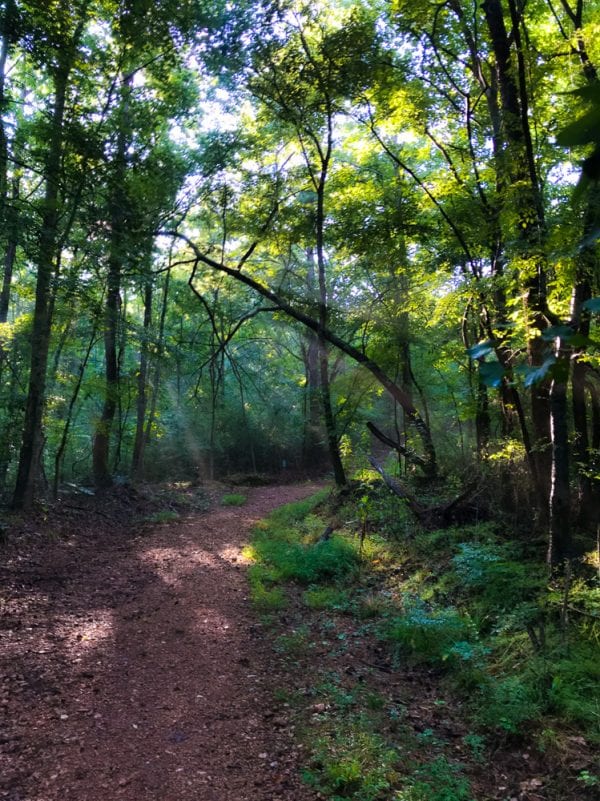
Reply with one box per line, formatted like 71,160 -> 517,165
303,586 -> 352,611
247,484 -> 600,801
221,492 -> 247,506
246,491 -> 360,586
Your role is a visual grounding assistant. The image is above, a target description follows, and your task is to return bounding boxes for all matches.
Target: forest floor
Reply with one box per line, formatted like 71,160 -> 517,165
1,482 -> 596,801
0,482 -> 323,801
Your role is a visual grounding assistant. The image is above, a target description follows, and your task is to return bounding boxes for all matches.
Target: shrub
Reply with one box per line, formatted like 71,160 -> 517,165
252,534 -> 360,585
380,596 -> 475,667
473,675 -> 542,734
546,643 -> 600,739
247,564 -> 287,611
221,493 -> 247,506
452,543 -> 544,617
248,580 -> 287,611
304,726 -> 398,800
303,586 -> 352,611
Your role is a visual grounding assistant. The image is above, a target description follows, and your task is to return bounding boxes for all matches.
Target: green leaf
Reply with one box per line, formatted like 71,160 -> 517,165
582,297 -> 600,313
556,109 -> 600,147
541,325 -> 574,342
479,361 -> 504,388
467,340 -> 494,360
297,190 -> 318,203
522,357 -> 556,388
567,85 -> 600,104
569,333 -> 593,348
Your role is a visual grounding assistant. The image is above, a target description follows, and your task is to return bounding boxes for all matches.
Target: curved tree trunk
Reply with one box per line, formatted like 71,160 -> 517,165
174,232 -> 438,478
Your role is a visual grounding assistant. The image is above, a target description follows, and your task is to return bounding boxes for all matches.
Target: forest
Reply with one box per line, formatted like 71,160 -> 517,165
1,0 -> 599,799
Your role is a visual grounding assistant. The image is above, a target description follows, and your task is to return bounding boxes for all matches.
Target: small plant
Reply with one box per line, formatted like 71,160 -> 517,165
251,532 -> 360,585
577,770 -> 599,788
247,564 -> 287,611
304,725 -> 398,800
303,586 -> 351,611
249,580 -> 287,611
473,675 -> 541,734
380,596 -> 475,667
221,493 -> 247,506
461,733 -> 486,763
357,592 -> 389,619
397,756 -> 474,801
275,625 -> 312,657
452,542 -> 544,617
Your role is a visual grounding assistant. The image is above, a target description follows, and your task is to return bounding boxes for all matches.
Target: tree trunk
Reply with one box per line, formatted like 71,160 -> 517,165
53,323 -> 98,497
12,65 -> 70,509
92,75 -> 131,488
143,266 -> 171,455
548,363 -> 572,565
174,231 -> 438,477
301,329 -> 326,468
131,276 -> 153,477
315,136 -> 346,486
482,0 -> 556,522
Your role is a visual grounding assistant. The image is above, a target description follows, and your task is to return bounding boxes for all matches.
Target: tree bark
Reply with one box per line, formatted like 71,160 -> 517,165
131,275 -> 153,477
92,75 -> 131,488
481,0 -> 561,538
12,64 -> 70,509
548,361 -> 572,565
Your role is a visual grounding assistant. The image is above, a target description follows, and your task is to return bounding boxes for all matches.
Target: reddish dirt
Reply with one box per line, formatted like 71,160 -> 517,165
0,484 -> 322,801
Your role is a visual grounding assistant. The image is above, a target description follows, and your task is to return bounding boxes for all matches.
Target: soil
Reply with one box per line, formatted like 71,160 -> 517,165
0,483 -> 323,801
2,482 -> 597,801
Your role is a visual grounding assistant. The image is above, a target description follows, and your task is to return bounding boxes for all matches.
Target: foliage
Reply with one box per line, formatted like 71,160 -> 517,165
452,543 -> 546,618
221,492 -> 247,506
247,564 -> 287,611
251,528 -> 359,586
303,586 -> 352,612
472,675 -> 543,735
396,757 -> 474,801
304,723 -> 398,801
380,596 -> 476,668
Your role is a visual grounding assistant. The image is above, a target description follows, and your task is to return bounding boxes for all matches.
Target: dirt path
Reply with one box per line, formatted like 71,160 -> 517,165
1,485 -> 322,801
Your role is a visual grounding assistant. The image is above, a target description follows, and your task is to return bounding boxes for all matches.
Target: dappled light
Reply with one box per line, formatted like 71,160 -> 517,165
1,485 -> 321,800
1,0 -> 599,798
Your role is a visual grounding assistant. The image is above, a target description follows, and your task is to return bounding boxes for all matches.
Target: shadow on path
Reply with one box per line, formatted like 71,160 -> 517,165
0,485 -> 322,801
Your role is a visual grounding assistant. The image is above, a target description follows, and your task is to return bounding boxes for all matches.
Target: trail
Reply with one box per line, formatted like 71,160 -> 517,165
1,485 -> 322,801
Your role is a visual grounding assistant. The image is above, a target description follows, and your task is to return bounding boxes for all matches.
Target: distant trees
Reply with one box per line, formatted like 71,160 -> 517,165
0,0 -> 598,571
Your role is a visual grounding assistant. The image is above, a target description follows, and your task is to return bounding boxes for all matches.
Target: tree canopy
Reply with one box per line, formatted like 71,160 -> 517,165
0,0 -> 599,571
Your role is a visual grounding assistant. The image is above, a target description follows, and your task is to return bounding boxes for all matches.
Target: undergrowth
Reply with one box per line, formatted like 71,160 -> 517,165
247,484 -> 600,801
221,492 -> 247,506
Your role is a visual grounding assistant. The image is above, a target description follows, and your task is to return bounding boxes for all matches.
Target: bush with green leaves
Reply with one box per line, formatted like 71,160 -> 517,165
303,586 -> 352,611
250,501 -> 360,586
247,564 -> 287,611
253,534 -> 360,585
452,542 -> 544,619
380,596 -> 476,667
546,643 -> 600,739
472,675 -> 542,734
221,492 -> 247,506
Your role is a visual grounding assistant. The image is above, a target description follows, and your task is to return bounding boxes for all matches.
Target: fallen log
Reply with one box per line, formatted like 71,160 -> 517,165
367,456 -> 481,530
